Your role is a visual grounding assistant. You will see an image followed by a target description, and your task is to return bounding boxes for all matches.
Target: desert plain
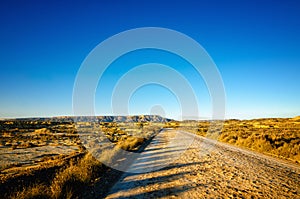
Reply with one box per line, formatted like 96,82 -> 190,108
0,115 -> 299,198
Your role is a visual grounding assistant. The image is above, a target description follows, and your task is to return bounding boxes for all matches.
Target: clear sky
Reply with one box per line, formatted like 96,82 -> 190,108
0,0 -> 299,119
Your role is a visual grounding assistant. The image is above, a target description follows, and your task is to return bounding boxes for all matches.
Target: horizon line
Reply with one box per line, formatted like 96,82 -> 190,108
0,114 -> 299,121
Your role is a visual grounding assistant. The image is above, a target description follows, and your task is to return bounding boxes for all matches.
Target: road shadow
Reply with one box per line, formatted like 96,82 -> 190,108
102,129 -> 208,198
104,147 -> 209,198
104,158 -> 208,198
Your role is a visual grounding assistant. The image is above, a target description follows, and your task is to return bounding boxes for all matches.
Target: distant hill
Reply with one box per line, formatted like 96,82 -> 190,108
10,115 -> 172,123
290,116 -> 300,122
96,115 -> 172,123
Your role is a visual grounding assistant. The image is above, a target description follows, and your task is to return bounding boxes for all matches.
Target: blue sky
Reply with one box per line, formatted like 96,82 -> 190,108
0,0 -> 299,119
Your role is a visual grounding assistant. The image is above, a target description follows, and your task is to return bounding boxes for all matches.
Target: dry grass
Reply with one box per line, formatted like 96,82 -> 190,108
179,117 -> 300,163
3,116 -> 299,198
218,118 -> 300,162
1,119 -> 163,198
7,133 -> 152,199
50,153 -> 102,199
7,153 -> 102,199
117,136 -> 146,151
10,184 -> 51,199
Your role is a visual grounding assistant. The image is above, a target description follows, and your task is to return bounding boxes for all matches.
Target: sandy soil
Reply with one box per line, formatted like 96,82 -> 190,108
105,130 -> 300,199
0,145 -> 80,170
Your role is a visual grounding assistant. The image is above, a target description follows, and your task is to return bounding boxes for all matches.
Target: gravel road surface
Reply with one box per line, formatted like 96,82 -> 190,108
105,129 -> 300,199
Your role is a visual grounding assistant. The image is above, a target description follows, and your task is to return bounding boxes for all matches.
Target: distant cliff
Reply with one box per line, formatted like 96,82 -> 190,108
11,115 -> 172,123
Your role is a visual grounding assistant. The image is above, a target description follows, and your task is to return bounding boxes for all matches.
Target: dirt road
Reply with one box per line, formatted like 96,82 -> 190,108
105,129 -> 300,198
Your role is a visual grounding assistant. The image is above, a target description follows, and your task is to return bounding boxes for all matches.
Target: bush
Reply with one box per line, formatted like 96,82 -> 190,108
117,136 -> 146,151
51,153 -> 102,198
10,184 -> 51,199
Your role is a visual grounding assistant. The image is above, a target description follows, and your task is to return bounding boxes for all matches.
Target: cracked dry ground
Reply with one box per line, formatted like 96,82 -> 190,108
105,130 -> 300,199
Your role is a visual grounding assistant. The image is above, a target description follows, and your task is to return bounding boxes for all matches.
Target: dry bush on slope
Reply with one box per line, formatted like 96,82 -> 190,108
8,153 -> 103,199
10,184 -> 51,199
50,153 -> 103,199
117,136 -> 146,151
